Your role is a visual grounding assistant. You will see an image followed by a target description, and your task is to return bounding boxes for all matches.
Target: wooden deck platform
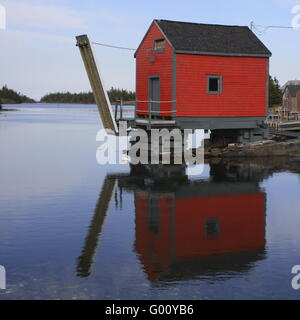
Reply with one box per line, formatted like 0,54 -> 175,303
279,121 -> 300,131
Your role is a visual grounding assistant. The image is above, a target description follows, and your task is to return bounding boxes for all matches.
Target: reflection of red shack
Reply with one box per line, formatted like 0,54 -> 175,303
135,184 -> 265,281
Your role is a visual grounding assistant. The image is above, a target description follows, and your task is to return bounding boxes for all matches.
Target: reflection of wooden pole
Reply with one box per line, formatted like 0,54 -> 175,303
77,176 -> 117,277
76,35 -> 118,135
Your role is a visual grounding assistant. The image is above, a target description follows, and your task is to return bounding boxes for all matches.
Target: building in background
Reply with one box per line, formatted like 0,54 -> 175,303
282,81 -> 300,113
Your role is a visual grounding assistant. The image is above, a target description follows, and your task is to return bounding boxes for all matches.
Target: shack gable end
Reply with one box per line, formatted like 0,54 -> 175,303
136,22 -> 174,116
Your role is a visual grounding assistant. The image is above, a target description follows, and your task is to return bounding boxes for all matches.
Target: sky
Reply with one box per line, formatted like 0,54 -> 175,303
0,0 -> 299,100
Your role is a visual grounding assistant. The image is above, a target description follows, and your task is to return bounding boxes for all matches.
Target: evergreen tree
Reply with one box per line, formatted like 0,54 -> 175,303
269,76 -> 282,108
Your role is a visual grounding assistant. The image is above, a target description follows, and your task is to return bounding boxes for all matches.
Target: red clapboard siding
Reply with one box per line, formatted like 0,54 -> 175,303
135,192 -> 265,280
135,193 -> 173,280
174,193 -> 265,260
176,54 -> 268,117
136,22 -> 173,116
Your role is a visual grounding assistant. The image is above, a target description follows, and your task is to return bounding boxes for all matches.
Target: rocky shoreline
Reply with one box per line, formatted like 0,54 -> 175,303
205,137 -> 300,158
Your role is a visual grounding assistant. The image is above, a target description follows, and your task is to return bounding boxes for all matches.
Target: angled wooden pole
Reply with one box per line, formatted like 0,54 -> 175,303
76,34 -> 118,135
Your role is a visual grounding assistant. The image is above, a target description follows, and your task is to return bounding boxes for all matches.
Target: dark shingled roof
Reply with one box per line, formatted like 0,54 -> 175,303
285,85 -> 300,97
155,19 -> 272,57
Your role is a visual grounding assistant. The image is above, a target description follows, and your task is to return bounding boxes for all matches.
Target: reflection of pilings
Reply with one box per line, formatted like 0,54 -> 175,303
209,157 -> 300,182
114,186 -> 123,209
77,176 -> 117,277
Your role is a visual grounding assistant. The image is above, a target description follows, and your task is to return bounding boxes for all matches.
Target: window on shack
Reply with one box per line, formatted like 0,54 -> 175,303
207,76 -> 222,95
153,39 -> 165,52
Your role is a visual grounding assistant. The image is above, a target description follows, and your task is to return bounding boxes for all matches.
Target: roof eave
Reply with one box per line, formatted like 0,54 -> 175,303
153,20 -> 174,50
174,50 -> 271,58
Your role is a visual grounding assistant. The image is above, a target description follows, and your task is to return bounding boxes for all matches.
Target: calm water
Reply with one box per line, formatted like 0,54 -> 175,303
0,103 -> 300,300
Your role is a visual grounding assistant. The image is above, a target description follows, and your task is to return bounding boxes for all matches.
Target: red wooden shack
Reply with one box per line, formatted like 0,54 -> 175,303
134,20 -> 272,143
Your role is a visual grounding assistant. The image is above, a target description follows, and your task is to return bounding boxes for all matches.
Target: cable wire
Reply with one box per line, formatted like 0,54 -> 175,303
92,41 -> 136,51
250,21 -> 297,35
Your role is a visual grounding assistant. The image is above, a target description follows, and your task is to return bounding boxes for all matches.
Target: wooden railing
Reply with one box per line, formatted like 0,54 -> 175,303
265,111 -> 300,130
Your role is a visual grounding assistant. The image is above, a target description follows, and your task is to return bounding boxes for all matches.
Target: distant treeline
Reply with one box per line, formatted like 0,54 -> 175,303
40,87 -> 136,104
0,85 -> 35,104
40,91 -> 95,104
